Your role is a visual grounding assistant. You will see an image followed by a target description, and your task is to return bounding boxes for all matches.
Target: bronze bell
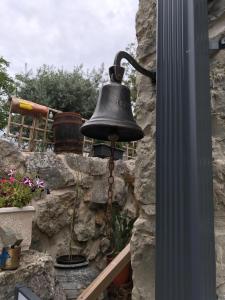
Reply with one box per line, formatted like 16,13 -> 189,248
80,82 -> 144,142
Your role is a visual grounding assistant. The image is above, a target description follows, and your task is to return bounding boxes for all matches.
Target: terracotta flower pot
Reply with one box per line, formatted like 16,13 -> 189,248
107,254 -> 131,287
113,263 -> 131,287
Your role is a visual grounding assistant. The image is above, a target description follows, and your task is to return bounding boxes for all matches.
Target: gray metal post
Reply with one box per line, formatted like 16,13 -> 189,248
156,0 -> 216,299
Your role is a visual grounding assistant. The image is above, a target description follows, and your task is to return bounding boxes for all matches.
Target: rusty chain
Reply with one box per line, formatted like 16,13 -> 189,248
106,141 -> 115,240
106,134 -> 118,242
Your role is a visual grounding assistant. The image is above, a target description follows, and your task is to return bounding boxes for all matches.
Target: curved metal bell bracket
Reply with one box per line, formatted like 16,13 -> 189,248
109,51 -> 156,84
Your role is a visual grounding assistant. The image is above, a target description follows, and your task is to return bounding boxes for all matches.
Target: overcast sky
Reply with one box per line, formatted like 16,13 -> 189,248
0,0 -> 138,75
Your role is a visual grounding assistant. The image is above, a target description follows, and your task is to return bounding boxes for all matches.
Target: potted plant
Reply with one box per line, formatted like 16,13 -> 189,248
108,208 -> 136,287
92,141 -> 124,160
0,168 -> 47,251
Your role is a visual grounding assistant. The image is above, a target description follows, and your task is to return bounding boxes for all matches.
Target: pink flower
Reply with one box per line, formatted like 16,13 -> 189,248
23,177 -> 33,187
8,169 -> 16,177
35,178 -> 45,189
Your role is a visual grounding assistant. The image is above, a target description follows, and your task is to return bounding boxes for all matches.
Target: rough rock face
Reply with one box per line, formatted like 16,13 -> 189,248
0,139 -> 26,173
0,141 -> 137,272
132,0 -> 225,299
26,152 -> 75,189
0,250 -> 66,300
211,54 -> 225,299
131,0 -> 157,299
0,140 -> 137,297
26,152 -> 137,265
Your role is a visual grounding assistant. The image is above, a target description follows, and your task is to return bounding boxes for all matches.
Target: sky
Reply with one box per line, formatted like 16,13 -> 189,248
0,0 -> 138,76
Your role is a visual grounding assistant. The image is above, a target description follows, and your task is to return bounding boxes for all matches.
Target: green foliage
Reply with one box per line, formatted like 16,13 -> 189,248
0,100 -> 9,130
0,57 -> 14,97
111,208 -> 136,255
0,170 -> 45,208
15,64 -> 106,119
0,57 -> 15,130
0,180 -> 33,208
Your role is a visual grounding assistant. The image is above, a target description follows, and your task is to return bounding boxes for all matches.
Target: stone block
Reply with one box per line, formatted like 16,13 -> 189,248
0,140 -> 26,173
65,154 -> 108,176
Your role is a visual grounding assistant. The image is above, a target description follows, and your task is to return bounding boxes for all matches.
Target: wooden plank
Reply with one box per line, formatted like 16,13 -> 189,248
18,115 -> 25,146
77,244 -> 131,300
6,100 -> 13,135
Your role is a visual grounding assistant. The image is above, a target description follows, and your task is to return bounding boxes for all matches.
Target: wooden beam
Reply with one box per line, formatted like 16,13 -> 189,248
77,243 -> 131,300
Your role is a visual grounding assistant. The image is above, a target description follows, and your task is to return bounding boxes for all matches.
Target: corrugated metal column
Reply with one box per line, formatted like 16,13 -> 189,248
156,0 -> 216,300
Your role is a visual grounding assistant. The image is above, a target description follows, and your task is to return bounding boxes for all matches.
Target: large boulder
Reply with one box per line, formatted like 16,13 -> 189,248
34,189 -> 75,237
74,201 -> 96,242
25,152 -> 75,189
65,154 -> 108,176
0,250 -> 66,300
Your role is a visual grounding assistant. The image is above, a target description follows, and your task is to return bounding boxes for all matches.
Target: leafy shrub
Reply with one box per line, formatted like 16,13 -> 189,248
111,208 -> 136,255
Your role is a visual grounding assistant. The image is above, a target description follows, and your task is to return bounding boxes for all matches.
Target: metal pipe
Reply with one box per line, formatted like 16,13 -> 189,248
156,0 -> 216,299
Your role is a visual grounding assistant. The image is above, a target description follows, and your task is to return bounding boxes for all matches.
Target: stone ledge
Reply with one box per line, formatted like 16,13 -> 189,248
0,250 -> 66,300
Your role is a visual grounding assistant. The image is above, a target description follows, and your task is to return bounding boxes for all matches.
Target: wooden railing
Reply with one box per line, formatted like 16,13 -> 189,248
6,100 -> 137,159
77,244 -> 131,300
6,99 -> 61,152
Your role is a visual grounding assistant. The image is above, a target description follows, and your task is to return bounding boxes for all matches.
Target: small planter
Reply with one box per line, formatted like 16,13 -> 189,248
92,144 -> 124,160
0,206 -> 35,251
55,255 -> 88,269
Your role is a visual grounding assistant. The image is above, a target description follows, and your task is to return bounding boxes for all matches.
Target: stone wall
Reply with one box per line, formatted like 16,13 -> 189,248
29,152 -> 137,270
0,139 -> 137,273
131,0 -> 225,299
131,1 -> 156,299
0,251 -> 66,300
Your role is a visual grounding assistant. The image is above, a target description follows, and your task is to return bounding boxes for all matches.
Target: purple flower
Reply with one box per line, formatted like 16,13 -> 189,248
23,177 -> 33,187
